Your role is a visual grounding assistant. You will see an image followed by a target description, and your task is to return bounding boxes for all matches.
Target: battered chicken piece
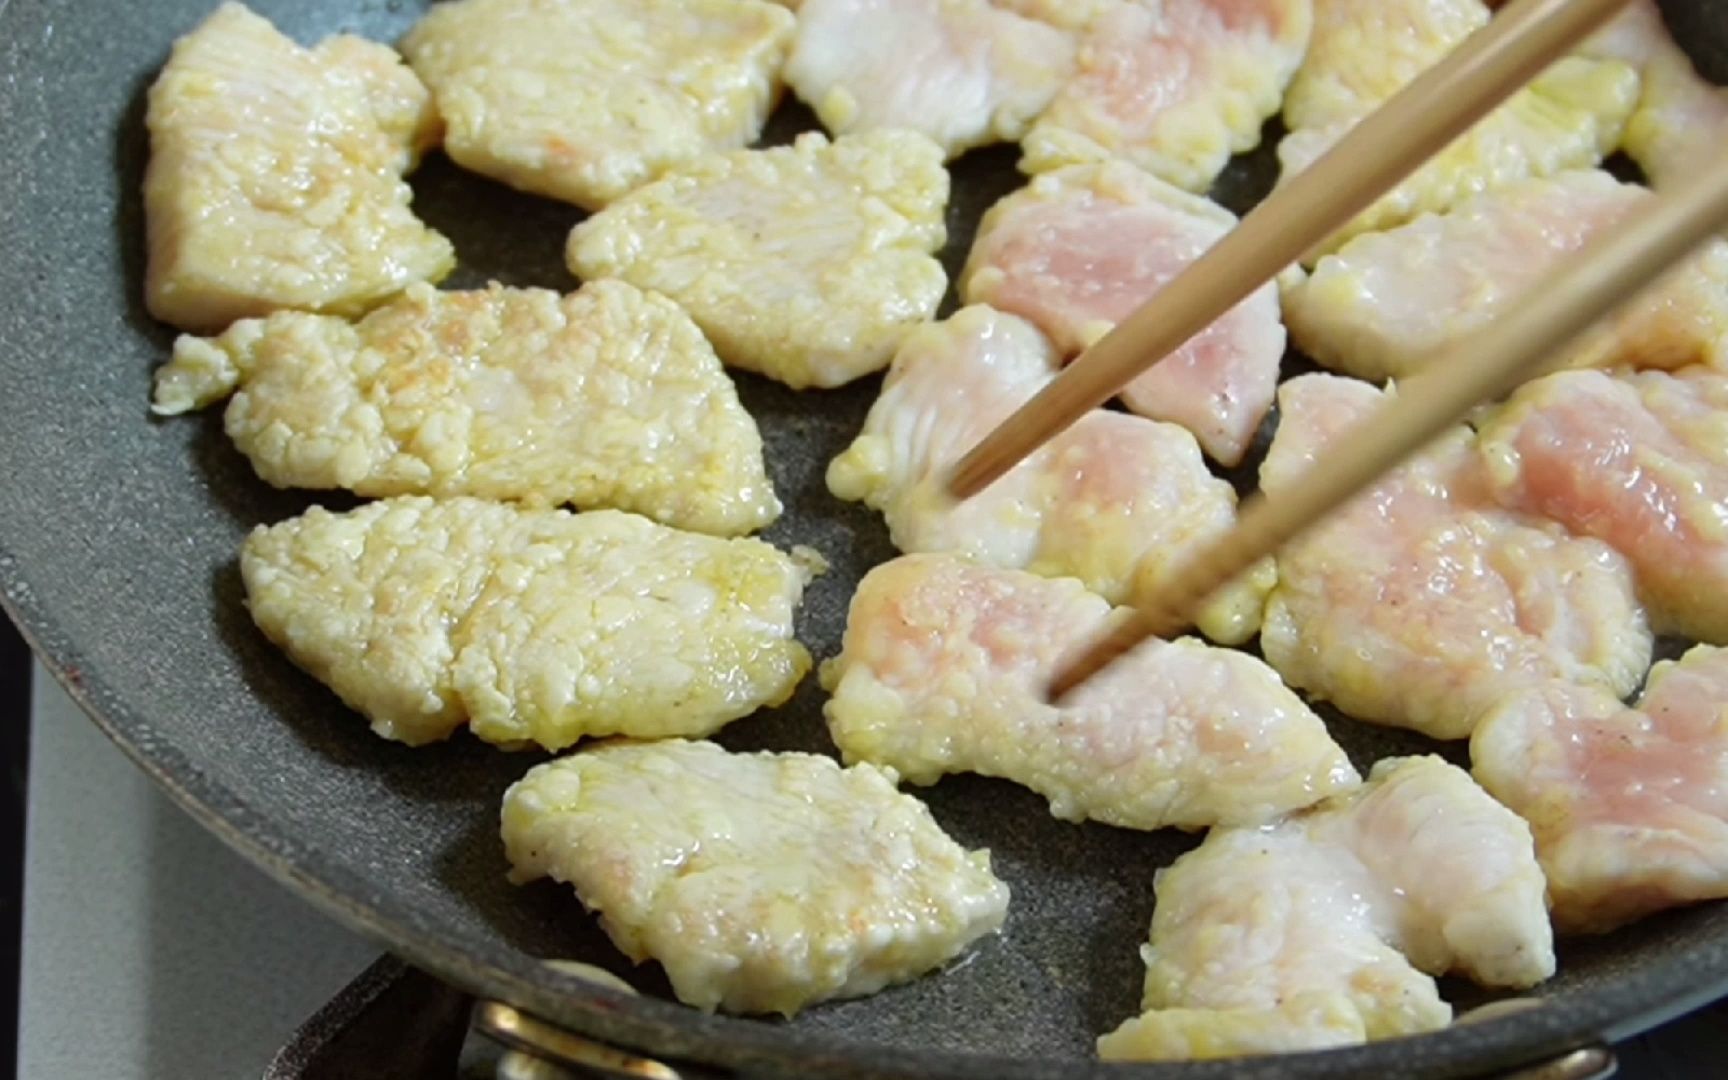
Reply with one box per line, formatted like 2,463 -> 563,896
567,130 -> 948,389
152,281 -> 779,537
827,306 -> 1273,646
824,555 -> 1357,830
1285,171 -> 1728,382
400,0 -> 794,210
1261,374 -> 1651,739
1477,367 -> 1728,643
143,3 -> 453,333
500,740 -> 1009,1015
1474,645 -> 1728,934
1100,756 -> 1554,1062
987,0 -> 1112,30
242,497 -> 815,749
1282,0 -> 1487,130
1022,0 -> 1311,192
961,162 -> 1285,465
784,0 -> 1077,159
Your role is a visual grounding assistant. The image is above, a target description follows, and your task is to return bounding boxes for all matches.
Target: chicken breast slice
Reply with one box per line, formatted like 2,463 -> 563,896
1022,0 -> 1313,192
1474,645 -> 1728,934
1282,0 -> 1488,130
152,281 -> 780,537
242,497 -> 816,749
1285,170 -> 1728,382
827,306 -> 1274,646
567,130 -> 948,390
824,555 -> 1357,830
500,739 -> 1009,1015
961,161 -> 1285,465
400,0 -> 793,210
1477,367 -> 1728,643
1261,374 -> 1651,740
784,0 -> 1077,159
143,3 -> 453,333
1100,756 -> 1553,1062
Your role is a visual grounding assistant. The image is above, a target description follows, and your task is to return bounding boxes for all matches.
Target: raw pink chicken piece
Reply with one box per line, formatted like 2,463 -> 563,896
962,162 -> 1284,465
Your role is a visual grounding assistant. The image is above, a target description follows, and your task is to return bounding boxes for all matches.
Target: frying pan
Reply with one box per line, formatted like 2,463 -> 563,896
4,1 -> 1728,1076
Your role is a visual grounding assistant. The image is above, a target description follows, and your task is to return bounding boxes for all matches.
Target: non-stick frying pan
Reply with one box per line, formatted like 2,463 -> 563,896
5,1 -> 1728,1076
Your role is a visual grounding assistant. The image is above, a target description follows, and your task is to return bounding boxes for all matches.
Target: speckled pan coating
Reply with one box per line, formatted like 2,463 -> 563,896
3,1 -> 1728,1077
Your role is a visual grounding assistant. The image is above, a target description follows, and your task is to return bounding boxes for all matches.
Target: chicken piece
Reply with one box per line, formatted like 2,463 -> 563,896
824,555 -> 1357,830
152,281 -> 779,537
1100,756 -> 1553,1062
1261,374 -> 1651,740
987,0 -> 1112,30
1282,0 -> 1488,130
784,0 -> 1077,159
1022,0 -> 1313,192
567,130 -> 948,390
1285,170 -> 1728,382
827,306 -> 1274,646
1473,645 -> 1728,934
400,0 -> 793,210
502,739 -> 1008,1015
1478,367 -> 1728,643
242,497 -> 816,749
143,3 -> 453,333
961,162 -> 1285,465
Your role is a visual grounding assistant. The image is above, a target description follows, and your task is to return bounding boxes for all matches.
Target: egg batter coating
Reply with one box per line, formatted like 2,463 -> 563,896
567,130 -> 948,390
827,306 -> 1273,646
143,3 -> 453,333
501,739 -> 1009,1015
242,497 -> 815,749
152,281 -> 779,537
961,162 -> 1285,465
823,555 -> 1358,831
1261,374 -> 1651,740
1099,756 -> 1553,1062
401,0 -> 794,210
1283,0 -> 1487,129
1021,0 -> 1313,192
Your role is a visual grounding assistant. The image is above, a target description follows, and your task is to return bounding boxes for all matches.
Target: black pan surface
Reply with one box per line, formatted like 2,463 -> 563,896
4,1 -> 1728,1076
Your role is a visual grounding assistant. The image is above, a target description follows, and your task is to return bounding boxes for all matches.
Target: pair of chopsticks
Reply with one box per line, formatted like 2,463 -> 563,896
947,0 -> 1728,701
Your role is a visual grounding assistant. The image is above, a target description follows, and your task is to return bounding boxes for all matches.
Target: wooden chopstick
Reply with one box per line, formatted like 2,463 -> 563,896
1048,144 -> 1728,701
947,0 -> 1633,500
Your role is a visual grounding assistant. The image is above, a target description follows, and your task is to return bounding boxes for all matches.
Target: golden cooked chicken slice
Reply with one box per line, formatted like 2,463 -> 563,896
242,497 -> 816,749
143,3 -> 453,333
784,0 -> 1077,158
1285,170 -> 1728,381
1100,756 -> 1553,1062
961,162 -> 1285,465
1282,0 -> 1487,129
501,739 -> 1009,1015
827,306 -> 1273,646
567,130 -> 948,389
401,0 -> 793,210
823,555 -> 1358,831
1021,0 -> 1313,191
1478,367 -> 1728,643
1474,645 -> 1728,934
1261,374 -> 1651,740
152,281 -> 780,537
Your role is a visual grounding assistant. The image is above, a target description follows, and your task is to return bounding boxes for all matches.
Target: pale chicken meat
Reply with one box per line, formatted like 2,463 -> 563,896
242,497 -> 816,749
143,3 -> 453,333
1477,367 -> 1728,644
1282,0 -> 1488,130
152,281 -> 780,537
961,162 -> 1285,465
784,0 -> 1077,158
823,555 -> 1358,831
987,0 -> 1113,30
1100,756 -> 1553,1062
1285,170 -> 1728,382
501,740 -> 1009,1015
1022,0 -> 1313,192
401,0 -> 794,210
1261,374 -> 1651,739
827,306 -> 1273,646
1473,645 -> 1728,934
567,130 -> 948,389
